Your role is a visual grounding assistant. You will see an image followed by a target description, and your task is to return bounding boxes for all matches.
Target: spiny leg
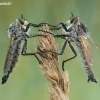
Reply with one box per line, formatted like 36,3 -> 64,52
24,22 -> 58,32
62,41 -> 77,71
21,39 -> 40,63
57,23 -> 72,32
20,14 -> 57,30
48,23 -> 63,30
30,22 -> 57,28
44,39 -> 68,55
24,22 -> 71,32
49,22 -> 72,32
39,29 -> 70,39
26,33 -> 47,38
27,29 -> 76,71
36,39 -> 68,61
21,39 -> 47,64
20,14 -> 62,32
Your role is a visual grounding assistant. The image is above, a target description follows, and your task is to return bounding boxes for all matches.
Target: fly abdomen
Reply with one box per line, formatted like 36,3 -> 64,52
76,34 -> 98,83
86,67 -> 98,83
2,75 -> 9,84
83,62 -> 97,83
2,39 -> 21,84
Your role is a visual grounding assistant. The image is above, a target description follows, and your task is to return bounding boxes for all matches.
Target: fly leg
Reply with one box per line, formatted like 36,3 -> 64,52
62,41 -> 77,71
26,33 -> 47,38
24,21 -> 71,32
21,39 -> 47,64
39,29 -> 70,39
30,22 -> 57,28
44,39 -> 68,55
38,39 -> 69,68
22,22 -> 58,32
49,22 -> 72,32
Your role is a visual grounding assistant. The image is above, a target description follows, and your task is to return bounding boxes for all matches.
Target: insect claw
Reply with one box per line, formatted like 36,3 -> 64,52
87,75 -> 98,83
2,75 -> 9,84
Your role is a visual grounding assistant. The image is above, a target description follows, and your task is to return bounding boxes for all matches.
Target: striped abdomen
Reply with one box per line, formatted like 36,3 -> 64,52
75,34 -> 97,83
2,37 -> 21,84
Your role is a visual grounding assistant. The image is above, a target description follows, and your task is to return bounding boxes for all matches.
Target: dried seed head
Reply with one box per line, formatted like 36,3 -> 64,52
36,25 -> 70,100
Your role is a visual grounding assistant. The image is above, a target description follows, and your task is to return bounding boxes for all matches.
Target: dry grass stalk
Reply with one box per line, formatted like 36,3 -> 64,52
36,25 -> 70,100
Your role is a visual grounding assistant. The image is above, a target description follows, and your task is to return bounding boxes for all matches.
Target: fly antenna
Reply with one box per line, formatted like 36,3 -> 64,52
88,36 -> 100,51
21,14 -> 23,19
71,12 -> 74,17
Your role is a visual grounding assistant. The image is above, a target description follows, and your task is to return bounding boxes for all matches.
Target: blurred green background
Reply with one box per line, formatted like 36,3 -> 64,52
0,0 -> 100,100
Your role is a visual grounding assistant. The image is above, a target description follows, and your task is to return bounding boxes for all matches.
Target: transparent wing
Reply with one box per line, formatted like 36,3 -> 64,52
78,34 -> 93,67
4,34 -> 15,70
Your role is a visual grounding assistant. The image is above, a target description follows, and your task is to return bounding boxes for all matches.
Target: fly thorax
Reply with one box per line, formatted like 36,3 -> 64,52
7,21 -> 22,38
68,28 -> 78,42
15,31 -> 23,38
77,22 -> 90,37
7,23 -> 16,38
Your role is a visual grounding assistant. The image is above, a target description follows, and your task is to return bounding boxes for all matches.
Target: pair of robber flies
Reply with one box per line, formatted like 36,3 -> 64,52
2,13 -> 99,84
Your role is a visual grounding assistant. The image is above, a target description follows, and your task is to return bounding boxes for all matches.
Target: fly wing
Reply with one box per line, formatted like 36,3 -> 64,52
76,34 -> 97,83
3,34 -> 15,70
78,34 -> 93,67
2,34 -> 21,84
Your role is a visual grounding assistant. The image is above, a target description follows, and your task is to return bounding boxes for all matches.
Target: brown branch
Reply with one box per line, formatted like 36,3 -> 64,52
35,25 -> 70,100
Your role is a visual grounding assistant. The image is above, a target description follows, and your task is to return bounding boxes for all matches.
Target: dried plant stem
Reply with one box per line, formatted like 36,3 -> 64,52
36,25 -> 70,100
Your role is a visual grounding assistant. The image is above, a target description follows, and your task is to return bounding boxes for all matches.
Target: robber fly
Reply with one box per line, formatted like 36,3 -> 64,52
2,15 -> 49,84
39,13 -> 99,83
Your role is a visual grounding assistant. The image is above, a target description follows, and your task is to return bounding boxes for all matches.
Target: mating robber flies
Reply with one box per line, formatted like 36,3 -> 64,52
39,13 -> 99,83
2,15 -> 50,84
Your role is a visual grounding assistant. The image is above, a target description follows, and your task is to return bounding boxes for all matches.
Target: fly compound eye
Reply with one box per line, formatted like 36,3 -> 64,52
17,18 -> 28,26
18,18 -> 25,25
70,16 -> 79,24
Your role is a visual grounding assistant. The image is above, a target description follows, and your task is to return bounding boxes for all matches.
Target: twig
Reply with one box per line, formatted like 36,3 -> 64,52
35,25 -> 70,100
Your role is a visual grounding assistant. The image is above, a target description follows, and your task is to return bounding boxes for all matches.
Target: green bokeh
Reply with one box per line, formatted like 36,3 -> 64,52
0,0 -> 100,100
